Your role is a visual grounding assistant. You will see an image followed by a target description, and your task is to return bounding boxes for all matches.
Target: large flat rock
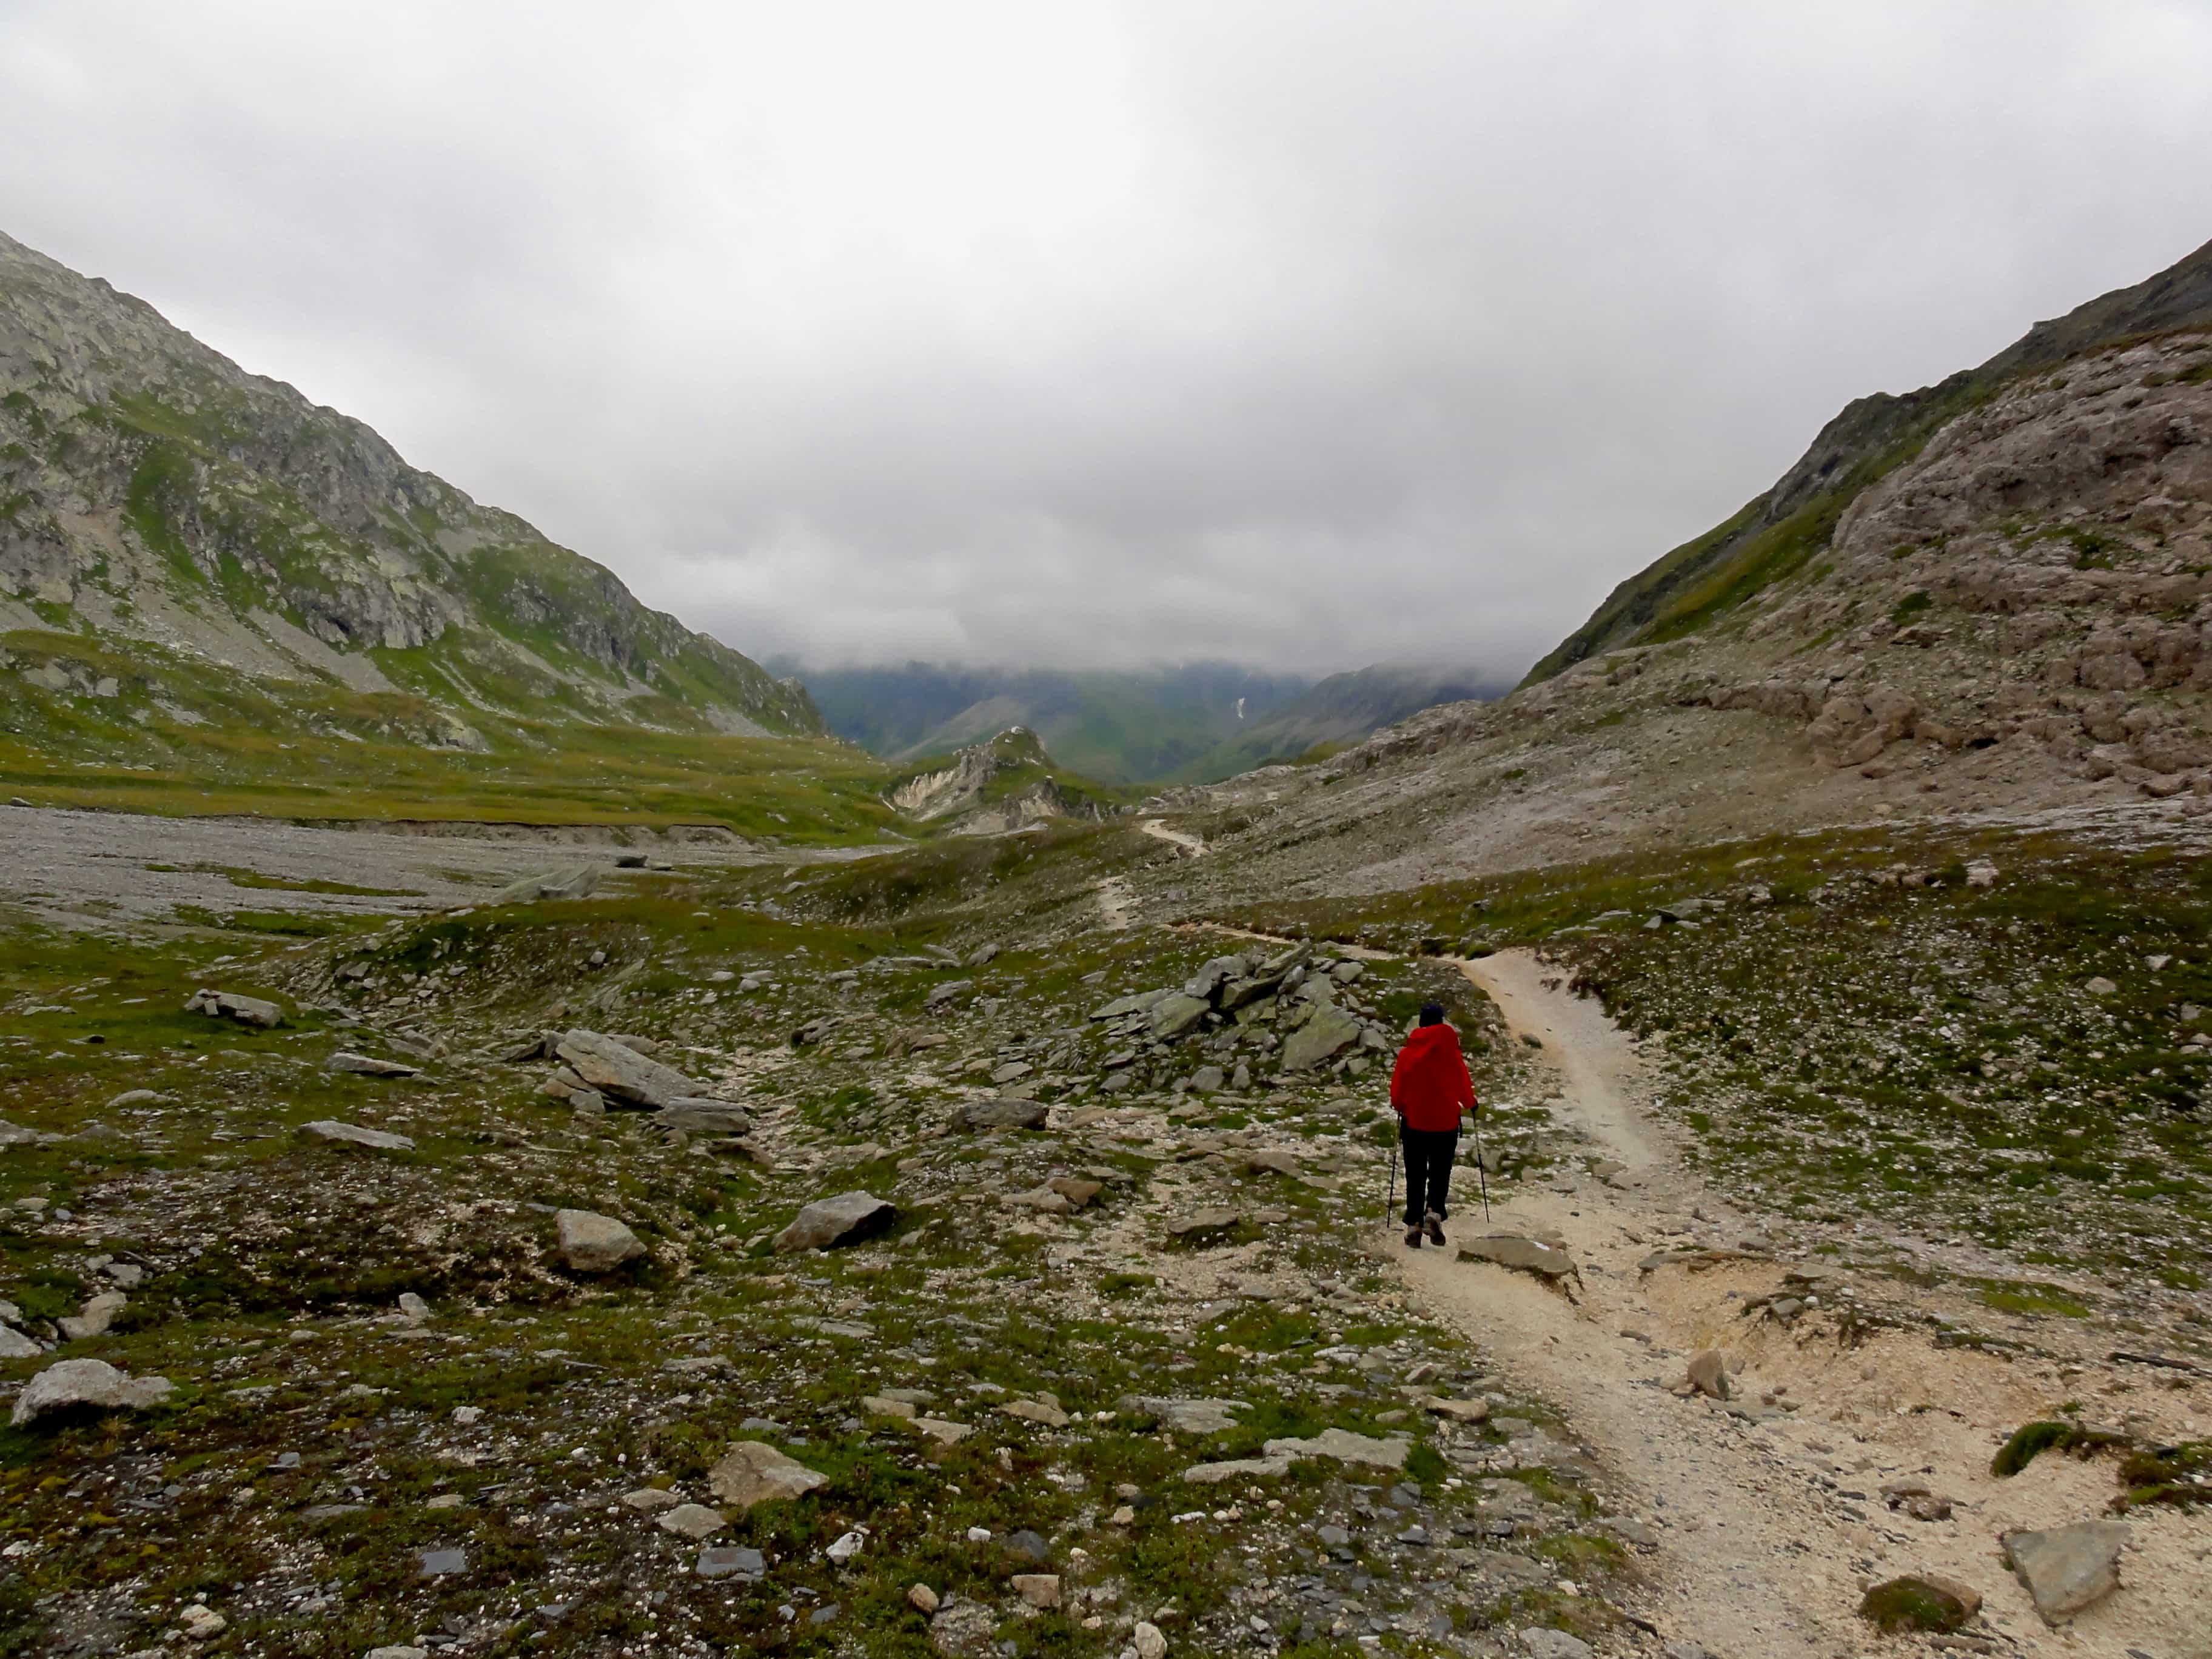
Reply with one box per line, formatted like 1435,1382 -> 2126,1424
11,1359 -> 173,1426
708,1441 -> 828,1510
774,1191 -> 897,1253
555,1029 -> 697,1108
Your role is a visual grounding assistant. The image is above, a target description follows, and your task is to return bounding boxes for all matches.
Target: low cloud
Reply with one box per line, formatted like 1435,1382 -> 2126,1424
5,1 -> 2210,675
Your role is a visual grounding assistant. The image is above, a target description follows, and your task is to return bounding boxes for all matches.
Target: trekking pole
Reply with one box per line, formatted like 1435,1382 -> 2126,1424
1385,1132 -> 1399,1230
1470,1111 -> 1492,1222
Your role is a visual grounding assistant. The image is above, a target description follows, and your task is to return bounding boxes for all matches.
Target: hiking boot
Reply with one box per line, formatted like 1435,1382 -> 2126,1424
1403,1225 -> 1423,1248
1424,1211 -> 1447,1246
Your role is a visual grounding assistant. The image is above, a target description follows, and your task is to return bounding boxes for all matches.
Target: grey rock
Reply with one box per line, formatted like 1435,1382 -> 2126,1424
961,1098 -> 1048,1130
1182,955 -> 1250,1000
1004,1528 -> 1051,1563
297,1119 -> 415,1151
774,1191 -> 897,1252
417,1547 -> 468,1577
655,1503 -> 728,1540
1188,1065 -> 1225,1093
554,1208 -> 645,1272
10,1359 -> 173,1426
1164,1207 -> 1241,1238
659,1098 -> 752,1135
1182,1455 -> 1290,1483
2002,1520 -> 2130,1624
1148,994 -> 1212,1040
0,1118 -> 39,1147
1127,1396 -> 1248,1433
0,1326 -> 41,1359
1520,1632 -> 1592,1659
697,1545 -> 766,1580
1263,1428 -> 1410,1470
495,866 -> 602,903
555,1028 -> 697,1108
327,1051 -> 418,1078
1280,1007 -> 1361,1070
184,988 -> 284,1028
1456,1233 -> 1575,1279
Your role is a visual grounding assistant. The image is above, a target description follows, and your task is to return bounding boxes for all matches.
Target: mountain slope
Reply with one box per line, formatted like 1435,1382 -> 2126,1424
0,231 -> 821,744
1170,235 -> 2212,903
0,232 -> 893,834
1527,234 -> 2212,685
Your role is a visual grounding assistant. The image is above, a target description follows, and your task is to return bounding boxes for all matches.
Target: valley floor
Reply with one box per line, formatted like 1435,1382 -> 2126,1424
0,809 -> 2204,1659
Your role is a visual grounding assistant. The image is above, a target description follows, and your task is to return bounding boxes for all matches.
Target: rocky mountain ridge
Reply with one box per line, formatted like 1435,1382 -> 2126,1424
1178,238 -> 2212,900
0,230 -> 820,749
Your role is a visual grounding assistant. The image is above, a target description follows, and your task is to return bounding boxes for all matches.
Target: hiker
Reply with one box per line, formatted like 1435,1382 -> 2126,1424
1390,1001 -> 1476,1247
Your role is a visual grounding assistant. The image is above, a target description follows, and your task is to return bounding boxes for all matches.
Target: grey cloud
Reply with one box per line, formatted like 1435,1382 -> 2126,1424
4,1 -> 2210,675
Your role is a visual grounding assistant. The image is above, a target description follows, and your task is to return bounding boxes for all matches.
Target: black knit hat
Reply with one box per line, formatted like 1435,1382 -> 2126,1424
1418,1003 -> 1445,1026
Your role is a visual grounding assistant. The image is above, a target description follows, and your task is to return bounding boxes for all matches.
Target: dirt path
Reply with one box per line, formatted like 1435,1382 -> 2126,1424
1378,948 -> 2208,1659
1140,818 -> 1207,856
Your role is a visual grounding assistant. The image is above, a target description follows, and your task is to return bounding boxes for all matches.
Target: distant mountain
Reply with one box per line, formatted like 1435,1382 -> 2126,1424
0,230 -> 822,757
783,661 -> 1312,783
1177,663 -> 1509,780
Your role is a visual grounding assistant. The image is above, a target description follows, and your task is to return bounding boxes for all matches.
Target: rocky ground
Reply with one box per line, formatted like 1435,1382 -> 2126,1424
2,810 -> 2204,1658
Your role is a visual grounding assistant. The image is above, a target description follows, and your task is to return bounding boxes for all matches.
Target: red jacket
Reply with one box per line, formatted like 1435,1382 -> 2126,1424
1390,1023 -> 1475,1131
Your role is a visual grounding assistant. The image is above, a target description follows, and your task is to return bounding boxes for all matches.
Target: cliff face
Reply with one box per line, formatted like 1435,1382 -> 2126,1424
0,230 -> 821,743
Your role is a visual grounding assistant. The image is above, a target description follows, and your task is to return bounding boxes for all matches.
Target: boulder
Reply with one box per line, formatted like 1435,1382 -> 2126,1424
0,1326 -> 40,1360
707,1441 -> 828,1510
297,1119 -> 415,1152
659,1099 -> 752,1136
1188,1065 -> 1226,1093
184,988 -> 284,1028
555,1030 -> 697,1108
1244,1149 -> 1300,1177
656,1503 -> 728,1541
1457,1233 -> 1575,1279
697,1546 -> 766,1581
1280,1007 -> 1361,1070
1182,1455 -> 1291,1483
1048,1177 -> 1103,1208
1125,1396 -> 1247,1433
1011,1574 -> 1061,1609
1148,994 -> 1212,1040
0,1118 -> 39,1147
961,1099 -> 1048,1130
10,1358 -> 173,1426
1263,1427 -> 1410,1470
2002,1520 -> 2129,1624
774,1191 -> 897,1252
554,1208 -> 645,1272
494,865 -> 602,903
910,1417 -> 974,1446
327,1051 -> 418,1078
1133,1621 -> 1169,1659
1519,1632 -> 1592,1659
1002,1398 -> 1071,1427
1181,956 -> 1249,1000
1164,1207 -> 1242,1239
1424,1395 -> 1490,1424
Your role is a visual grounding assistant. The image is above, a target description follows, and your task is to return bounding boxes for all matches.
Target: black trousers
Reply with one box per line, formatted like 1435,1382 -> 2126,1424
1399,1124 -> 1458,1224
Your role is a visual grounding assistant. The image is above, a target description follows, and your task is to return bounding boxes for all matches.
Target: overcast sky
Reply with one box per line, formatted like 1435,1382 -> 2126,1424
5,2 -> 2211,678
